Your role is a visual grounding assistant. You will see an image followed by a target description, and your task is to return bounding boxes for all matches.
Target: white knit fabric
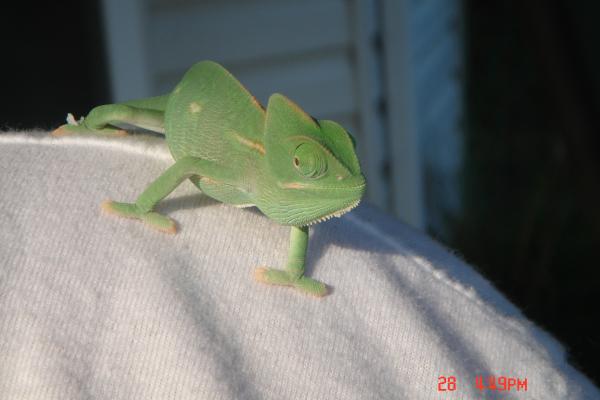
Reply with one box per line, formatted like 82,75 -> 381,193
0,131 -> 598,399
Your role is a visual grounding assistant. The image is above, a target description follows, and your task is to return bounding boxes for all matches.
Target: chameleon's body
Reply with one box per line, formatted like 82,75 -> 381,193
53,61 -> 366,297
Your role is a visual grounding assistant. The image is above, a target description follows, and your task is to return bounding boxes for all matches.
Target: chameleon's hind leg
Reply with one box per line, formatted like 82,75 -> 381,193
52,101 -> 164,137
255,226 -> 328,297
102,157 -> 203,234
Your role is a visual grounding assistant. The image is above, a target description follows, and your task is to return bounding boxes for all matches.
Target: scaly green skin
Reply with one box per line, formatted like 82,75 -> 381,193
52,60 -> 366,297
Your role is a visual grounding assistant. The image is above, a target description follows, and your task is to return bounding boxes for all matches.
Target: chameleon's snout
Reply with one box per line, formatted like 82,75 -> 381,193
335,173 -> 366,201
352,174 -> 367,194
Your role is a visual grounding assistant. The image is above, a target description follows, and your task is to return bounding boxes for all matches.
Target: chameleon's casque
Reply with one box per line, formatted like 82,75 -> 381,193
52,60 -> 366,297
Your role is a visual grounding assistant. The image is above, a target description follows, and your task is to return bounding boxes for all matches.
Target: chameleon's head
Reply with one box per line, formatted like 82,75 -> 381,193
257,93 -> 366,226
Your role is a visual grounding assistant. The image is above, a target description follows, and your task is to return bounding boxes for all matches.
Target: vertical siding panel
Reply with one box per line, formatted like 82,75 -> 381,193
381,0 -> 425,228
350,0 -> 389,209
101,0 -> 151,101
410,0 -> 463,235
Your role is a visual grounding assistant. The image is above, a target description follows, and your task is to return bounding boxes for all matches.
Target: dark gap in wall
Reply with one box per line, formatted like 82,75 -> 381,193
0,1 -> 109,131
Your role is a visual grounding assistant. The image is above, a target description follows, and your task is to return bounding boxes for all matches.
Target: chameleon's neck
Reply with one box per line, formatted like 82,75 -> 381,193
252,156 -> 272,203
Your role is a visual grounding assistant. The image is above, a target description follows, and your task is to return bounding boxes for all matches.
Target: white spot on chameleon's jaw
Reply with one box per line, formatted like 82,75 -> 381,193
337,175 -> 343,181
189,102 -> 202,113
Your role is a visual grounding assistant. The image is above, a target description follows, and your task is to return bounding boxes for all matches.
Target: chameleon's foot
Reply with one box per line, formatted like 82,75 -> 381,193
254,267 -> 328,298
100,200 -> 177,234
51,123 -> 128,137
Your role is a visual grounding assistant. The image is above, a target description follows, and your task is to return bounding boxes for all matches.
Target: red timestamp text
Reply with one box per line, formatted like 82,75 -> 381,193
475,375 -> 528,392
438,375 -> 528,393
438,376 -> 457,391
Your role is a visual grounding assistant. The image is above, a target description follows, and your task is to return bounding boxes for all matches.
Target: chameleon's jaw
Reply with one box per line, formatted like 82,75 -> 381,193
294,174 -> 366,226
284,181 -> 365,226
257,173 -> 366,226
304,197 -> 362,226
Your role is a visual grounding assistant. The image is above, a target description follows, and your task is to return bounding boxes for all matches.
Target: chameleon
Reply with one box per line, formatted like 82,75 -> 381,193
52,60 -> 366,297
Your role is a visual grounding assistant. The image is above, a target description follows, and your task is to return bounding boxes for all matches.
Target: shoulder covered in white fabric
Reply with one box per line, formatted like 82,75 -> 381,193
0,131 -> 597,399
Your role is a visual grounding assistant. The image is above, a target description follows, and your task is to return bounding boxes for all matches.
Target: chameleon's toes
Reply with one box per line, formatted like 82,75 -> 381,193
142,211 -> 177,234
101,199 -> 137,218
51,124 -> 79,137
293,276 -> 329,297
254,267 -> 328,298
101,128 -> 129,137
51,123 -> 128,137
101,200 -> 177,234
254,267 -> 292,286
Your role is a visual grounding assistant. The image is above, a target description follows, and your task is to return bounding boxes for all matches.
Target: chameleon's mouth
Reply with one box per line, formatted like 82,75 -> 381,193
304,198 -> 361,226
302,178 -> 365,225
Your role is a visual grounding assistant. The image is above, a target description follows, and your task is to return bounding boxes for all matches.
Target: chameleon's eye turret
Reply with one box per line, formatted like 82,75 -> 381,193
293,143 -> 327,179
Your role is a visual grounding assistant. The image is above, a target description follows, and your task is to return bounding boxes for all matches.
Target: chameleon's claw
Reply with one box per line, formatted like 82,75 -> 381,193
254,267 -> 328,298
101,200 -> 177,234
51,124 -> 78,137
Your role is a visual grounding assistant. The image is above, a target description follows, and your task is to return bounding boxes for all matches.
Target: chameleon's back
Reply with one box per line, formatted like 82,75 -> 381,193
164,61 -> 267,205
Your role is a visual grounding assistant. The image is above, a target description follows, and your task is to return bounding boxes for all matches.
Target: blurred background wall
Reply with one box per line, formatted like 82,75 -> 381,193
1,0 -> 598,386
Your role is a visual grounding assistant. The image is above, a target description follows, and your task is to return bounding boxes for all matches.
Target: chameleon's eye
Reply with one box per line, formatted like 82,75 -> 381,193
293,143 -> 327,179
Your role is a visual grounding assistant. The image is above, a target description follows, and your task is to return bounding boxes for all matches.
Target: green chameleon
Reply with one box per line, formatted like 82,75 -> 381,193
52,61 -> 366,297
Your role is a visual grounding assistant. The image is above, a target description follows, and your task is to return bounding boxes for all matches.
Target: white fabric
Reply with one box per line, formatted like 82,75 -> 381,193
0,131 -> 597,399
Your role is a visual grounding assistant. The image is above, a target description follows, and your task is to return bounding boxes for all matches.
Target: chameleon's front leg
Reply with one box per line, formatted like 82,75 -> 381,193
101,157 -> 203,234
255,226 -> 328,297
